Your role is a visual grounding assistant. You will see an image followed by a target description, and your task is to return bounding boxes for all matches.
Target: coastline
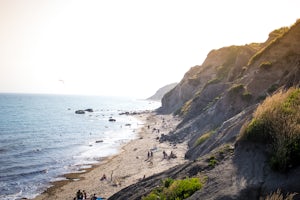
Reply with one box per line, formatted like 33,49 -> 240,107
32,111 -> 187,200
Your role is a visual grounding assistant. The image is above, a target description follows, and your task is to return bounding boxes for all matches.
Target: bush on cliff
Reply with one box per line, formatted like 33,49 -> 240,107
142,177 -> 202,200
240,87 -> 300,172
194,130 -> 215,146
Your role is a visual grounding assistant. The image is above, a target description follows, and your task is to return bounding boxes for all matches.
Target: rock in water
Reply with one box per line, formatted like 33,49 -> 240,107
75,110 -> 85,114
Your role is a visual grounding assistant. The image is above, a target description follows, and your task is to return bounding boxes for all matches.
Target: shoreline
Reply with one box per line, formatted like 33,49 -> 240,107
32,111 -> 187,200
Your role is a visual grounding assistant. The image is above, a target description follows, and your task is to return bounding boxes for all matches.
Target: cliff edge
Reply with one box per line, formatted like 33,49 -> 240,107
109,19 -> 300,200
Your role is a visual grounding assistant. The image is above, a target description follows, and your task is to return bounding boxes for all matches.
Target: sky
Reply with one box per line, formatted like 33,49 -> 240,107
0,0 -> 299,98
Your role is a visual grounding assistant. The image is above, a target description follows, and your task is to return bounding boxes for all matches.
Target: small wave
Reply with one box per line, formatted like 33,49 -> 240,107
0,189 -> 22,200
0,164 -> 49,181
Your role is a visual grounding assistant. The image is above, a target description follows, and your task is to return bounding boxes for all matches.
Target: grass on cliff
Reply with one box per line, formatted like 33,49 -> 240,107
264,189 -> 297,200
195,130 -> 215,146
248,27 -> 289,66
240,87 -> 300,172
142,177 -> 202,200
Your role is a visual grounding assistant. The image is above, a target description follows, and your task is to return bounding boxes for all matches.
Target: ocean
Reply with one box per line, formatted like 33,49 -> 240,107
0,93 -> 160,200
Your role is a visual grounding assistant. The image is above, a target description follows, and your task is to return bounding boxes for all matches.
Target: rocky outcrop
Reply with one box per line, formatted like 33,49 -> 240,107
111,19 -> 300,199
147,83 -> 177,101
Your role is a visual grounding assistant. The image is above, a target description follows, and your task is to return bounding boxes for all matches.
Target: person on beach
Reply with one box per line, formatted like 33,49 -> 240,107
76,189 -> 83,200
83,190 -> 87,199
100,174 -> 107,181
91,193 -> 97,200
163,150 -> 168,159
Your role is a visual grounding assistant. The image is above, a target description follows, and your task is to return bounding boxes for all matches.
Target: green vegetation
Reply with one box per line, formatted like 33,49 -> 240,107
242,91 -> 252,101
195,130 -> 215,146
178,99 -> 193,116
248,27 -> 289,66
208,156 -> 218,167
142,177 -> 203,200
259,61 -> 272,70
195,131 -> 213,146
240,87 -> 300,172
228,84 -> 252,101
206,78 -> 221,85
229,84 -> 244,94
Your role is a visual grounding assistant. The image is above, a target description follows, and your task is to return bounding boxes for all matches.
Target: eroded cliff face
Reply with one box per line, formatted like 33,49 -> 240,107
159,20 -> 300,159
159,44 -> 262,115
110,20 -> 300,200
147,83 -> 177,101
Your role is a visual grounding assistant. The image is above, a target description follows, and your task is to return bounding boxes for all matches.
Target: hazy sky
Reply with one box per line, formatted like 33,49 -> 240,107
0,0 -> 299,98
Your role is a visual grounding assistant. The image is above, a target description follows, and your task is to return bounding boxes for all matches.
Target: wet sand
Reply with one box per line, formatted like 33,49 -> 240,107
32,112 -> 187,199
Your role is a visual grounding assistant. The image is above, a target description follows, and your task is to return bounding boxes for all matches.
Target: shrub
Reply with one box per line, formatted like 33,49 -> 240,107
207,78 -> 221,85
208,156 -> 218,167
240,87 -> 300,172
242,91 -> 252,101
259,61 -> 272,70
264,189 -> 297,200
228,84 -> 244,95
195,130 -> 215,146
142,178 -> 202,200
248,27 -> 289,66
178,99 -> 193,116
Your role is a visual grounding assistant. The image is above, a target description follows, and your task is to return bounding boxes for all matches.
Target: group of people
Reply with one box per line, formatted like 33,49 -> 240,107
147,151 -> 154,158
163,150 -> 177,159
147,149 -> 177,161
74,190 -> 102,200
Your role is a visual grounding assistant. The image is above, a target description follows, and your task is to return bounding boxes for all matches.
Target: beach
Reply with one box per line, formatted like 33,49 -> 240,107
32,111 -> 187,200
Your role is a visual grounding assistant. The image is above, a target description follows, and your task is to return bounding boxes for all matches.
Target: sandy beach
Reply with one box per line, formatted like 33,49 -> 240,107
32,111 -> 187,200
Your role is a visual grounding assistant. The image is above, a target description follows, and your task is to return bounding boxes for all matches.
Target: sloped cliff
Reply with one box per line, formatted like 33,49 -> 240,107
109,19 -> 300,200
147,82 -> 177,101
159,21 -> 300,160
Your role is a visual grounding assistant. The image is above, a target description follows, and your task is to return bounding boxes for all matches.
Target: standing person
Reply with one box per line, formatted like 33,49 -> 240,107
83,190 -> 87,199
163,150 -> 167,159
76,190 -> 83,200
91,193 -> 97,200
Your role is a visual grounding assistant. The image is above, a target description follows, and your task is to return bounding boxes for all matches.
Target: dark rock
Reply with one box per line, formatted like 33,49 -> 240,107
75,110 -> 85,114
85,108 -> 94,112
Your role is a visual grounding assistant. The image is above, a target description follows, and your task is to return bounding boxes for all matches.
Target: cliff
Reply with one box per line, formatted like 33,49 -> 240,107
109,19 -> 300,200
147,83 -> 177,101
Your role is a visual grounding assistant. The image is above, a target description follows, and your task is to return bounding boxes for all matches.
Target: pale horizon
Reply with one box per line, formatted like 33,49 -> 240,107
0,0 -> 299,98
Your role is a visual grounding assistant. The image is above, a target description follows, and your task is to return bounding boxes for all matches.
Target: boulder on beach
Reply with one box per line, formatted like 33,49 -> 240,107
85,108 -> 94,112
75,110 -> 85,114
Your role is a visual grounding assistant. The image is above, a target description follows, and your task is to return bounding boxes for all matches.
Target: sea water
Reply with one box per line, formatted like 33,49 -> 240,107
0,93 -> 160,200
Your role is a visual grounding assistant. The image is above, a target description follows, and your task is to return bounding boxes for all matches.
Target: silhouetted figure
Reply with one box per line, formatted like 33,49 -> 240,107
163,150 -> 167,159
83,190 -> 87,199
100,174 -> 107,181
91,193 -> 97,200
76,190 -> 83,200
